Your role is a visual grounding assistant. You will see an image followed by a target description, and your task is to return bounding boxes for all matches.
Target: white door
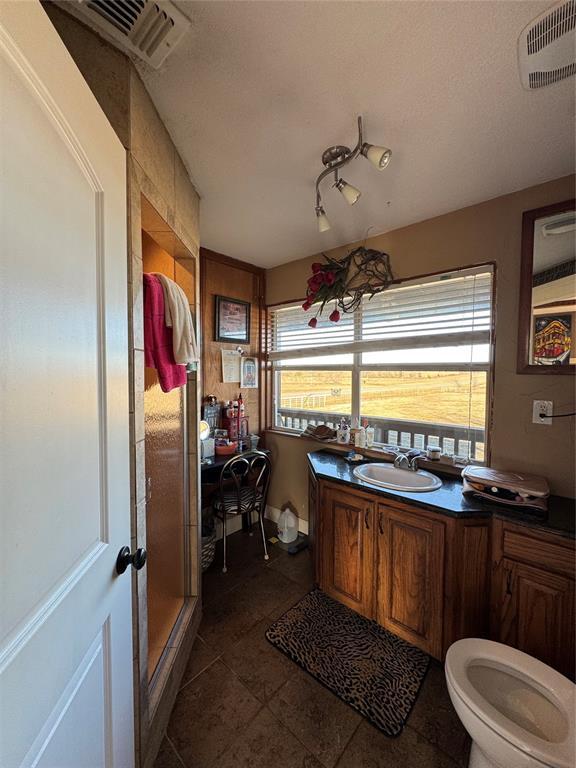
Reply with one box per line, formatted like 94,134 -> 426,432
0,2 -> 134,767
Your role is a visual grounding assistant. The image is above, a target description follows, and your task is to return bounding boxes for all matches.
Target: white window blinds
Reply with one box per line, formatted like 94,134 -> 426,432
269,266 -> 493,361
270,303 -> 355,354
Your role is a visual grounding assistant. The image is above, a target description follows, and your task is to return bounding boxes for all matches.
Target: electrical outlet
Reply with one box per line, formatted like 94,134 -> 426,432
533,400 -> 553,425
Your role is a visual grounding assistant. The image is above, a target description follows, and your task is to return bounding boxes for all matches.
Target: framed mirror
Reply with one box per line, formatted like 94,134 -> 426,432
517,199 -> 576,374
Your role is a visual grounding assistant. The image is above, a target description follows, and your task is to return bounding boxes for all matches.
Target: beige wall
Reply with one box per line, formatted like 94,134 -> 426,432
266,176 -> 576,518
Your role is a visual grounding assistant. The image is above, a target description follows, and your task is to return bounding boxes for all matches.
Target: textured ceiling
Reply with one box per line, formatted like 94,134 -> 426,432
138,1 -> 575,267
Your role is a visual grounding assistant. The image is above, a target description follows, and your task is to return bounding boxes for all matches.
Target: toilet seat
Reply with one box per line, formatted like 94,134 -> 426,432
446,639 -> 575,768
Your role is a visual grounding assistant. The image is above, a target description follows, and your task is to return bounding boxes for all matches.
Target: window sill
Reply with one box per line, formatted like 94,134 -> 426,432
264,429 -> 468,477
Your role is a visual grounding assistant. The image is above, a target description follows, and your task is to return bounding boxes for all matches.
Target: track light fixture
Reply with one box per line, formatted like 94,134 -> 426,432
314,115 -> 391,232
361,142 -> 392,170
315,205 -> 331,233
334,177 -> 361,206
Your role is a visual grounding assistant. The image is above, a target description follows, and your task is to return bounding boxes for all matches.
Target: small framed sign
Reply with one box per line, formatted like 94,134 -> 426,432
240,356 -> 258,388
214,295 -> 251,344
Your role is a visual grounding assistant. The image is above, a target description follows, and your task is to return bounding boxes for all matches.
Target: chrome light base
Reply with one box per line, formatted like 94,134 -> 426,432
322,145 -> 352,167
314,116 -> 392,231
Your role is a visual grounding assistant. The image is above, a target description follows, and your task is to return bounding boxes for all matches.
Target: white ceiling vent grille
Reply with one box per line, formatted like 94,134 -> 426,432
518,0 -> 576,89
59,0 -> 190,69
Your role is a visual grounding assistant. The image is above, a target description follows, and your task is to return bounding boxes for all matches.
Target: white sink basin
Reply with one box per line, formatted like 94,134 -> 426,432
353,462 -> 442,492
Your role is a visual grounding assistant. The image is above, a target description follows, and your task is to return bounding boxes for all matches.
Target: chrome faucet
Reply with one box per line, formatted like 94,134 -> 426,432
393,451 -> 420,471
393,453 -> 411,470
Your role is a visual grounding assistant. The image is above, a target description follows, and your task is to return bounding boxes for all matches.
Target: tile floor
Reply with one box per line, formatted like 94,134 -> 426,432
154,523 -> 470,768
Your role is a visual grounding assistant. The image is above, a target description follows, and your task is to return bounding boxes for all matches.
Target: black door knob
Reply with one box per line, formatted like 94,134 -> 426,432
116,546 -> 147,575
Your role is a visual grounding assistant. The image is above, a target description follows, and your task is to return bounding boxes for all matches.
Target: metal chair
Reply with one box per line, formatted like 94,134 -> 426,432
212,450 -> 271,573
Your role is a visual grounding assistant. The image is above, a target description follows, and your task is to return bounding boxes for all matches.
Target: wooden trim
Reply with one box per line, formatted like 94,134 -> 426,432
516,199 -> 575,375
266,260 -> 497,309
259,271 -> 267,434
200,246 -> 265,276
200,248 -> 267,433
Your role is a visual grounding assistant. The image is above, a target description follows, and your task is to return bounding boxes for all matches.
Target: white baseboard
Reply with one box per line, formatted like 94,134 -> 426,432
207,511 -> 246,542
265,505 -> 309,536
206,505 -> 309,541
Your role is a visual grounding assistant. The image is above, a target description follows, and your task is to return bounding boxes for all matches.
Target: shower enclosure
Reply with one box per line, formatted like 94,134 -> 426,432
140,202 -> 200,695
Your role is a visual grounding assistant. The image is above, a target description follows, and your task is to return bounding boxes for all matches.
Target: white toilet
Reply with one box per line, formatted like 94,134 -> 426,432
445,639 -> 575,768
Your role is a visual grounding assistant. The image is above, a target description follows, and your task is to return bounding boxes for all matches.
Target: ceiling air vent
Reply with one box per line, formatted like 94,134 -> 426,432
59,0 -> 190,69
518,0 -> 576,89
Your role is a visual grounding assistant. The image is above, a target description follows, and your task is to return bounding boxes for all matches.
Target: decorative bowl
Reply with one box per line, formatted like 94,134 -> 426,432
215,442 -> 238,456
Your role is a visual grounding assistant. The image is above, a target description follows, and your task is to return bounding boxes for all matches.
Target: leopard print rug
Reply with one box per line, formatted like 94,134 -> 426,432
266,589 -> 429,737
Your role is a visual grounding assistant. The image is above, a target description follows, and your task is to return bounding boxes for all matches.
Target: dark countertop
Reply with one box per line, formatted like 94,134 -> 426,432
307,450 -> 575,540
201,448 -> 271,480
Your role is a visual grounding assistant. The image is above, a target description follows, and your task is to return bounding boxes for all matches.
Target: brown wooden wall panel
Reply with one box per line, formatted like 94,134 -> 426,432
200,248 -> 265,433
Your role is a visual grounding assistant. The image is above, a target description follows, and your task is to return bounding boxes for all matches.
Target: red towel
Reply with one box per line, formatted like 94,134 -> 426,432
143,273 -> 187,393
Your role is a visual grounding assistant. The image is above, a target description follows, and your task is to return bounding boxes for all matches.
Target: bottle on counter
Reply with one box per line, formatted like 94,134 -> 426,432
355,423 -> 366,449
366,423 -> 375,448
337,418 -> 350,444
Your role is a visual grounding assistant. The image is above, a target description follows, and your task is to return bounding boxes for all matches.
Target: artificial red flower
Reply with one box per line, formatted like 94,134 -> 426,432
308,274 -> 323,292
302,299 -> 312,311
311,262 -> 323,273
308,317 -> 318,328
329,308 -> 340,323
324,271 -> 336,286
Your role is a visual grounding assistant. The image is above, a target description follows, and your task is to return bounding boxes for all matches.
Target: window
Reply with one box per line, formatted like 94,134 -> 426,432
268,265 -> 493,462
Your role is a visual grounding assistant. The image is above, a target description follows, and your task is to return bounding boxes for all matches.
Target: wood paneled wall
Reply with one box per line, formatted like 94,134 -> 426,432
200,248 -> 265,433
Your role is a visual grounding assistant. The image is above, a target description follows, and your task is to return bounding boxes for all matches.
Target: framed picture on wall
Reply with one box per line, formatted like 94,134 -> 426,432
214,295 -> 251,343
240,356 -> 258,388
532,315 -> 572,366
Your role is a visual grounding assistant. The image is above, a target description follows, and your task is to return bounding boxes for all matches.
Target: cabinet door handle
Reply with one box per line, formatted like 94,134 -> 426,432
505,569 -> 513,596
378,510 -> 384,535
364,509 -> 370,530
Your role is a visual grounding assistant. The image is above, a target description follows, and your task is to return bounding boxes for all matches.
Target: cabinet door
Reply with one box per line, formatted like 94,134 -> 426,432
377,504 -> 444,658
495,558 -> 575,679
319,485 -> 375,618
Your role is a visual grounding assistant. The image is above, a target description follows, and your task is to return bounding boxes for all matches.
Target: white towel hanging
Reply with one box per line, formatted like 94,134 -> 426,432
152,273 -> 199,365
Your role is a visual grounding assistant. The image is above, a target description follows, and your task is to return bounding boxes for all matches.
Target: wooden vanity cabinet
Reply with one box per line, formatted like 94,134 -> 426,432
319,484 -> 375,618
376,503 -> 445,658
490,519 -> 575,679
313,480 -> 491,660
312,477 -> 574,674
